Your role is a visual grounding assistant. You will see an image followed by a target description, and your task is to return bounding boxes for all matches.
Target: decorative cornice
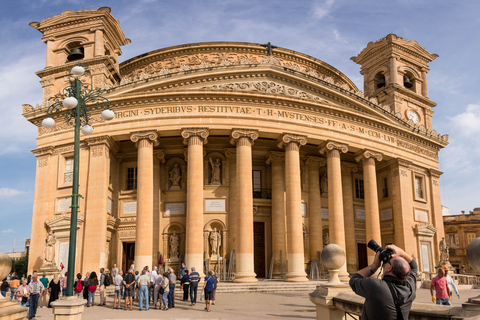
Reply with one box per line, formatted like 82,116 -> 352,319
429,168 -> 443,179
304,156 -> 326,167
355,149 -> 383,162
31,146 -> 54,157
229,128 -> 259,145
341,162 -> 359,173
85,135 -> 119,153
277,133 -> 307,149
265,151 -> 285,164
318,140 -> 348,155
130,130 -> 159,147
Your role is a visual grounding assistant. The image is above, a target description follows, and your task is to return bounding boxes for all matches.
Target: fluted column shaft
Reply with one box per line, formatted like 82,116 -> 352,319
279,133 -> 308,282
305,156 -> 325,261
231,129 -> 258,283
225,149 -> 237,254
131,131 -> 158,271
182,128 -> 209,277
356,150 -> 383,265
266,152 -> 286,278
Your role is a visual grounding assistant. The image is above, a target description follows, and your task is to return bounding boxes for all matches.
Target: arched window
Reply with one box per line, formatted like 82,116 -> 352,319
374,72 -> 386,89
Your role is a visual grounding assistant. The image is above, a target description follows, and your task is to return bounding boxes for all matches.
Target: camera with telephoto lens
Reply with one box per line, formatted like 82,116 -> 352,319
367,239 -> 393,263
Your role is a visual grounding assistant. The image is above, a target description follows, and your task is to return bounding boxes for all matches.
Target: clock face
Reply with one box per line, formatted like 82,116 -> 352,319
407,110 -> 420,123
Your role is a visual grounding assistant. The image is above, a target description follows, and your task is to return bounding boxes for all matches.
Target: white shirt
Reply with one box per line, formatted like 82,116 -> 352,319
149,270 -> 157,283
445,274 -> 460,297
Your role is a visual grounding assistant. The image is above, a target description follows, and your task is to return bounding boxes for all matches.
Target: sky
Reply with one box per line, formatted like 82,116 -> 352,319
1,0 -> 479,253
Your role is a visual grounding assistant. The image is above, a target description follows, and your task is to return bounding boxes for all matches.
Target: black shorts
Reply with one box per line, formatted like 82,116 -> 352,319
204,289 -> 213,301
125,286 -> 135,297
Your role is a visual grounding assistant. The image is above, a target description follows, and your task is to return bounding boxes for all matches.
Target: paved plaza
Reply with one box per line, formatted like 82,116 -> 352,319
27,286 -> 480,320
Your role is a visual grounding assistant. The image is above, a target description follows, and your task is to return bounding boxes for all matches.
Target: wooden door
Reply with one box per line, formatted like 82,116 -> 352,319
254,222 -> 266,278
357,243 -> 368,269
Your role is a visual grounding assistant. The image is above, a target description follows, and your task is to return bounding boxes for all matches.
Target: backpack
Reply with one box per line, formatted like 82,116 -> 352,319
104,274 -> 111,287
74,280 -> 82,293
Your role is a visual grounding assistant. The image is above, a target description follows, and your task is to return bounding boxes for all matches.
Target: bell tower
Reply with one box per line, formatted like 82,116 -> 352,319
351,34 -> 438,129
30,7 -> 130,104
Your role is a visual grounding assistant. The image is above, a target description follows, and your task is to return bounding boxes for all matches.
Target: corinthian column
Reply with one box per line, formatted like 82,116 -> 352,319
131,130 -> 159,271
266,151 -> 286,278
230,128 -> 258,283
182,127 -> 209,277
304,156 -> 326,262
278,133 -> 308,282
341,162 -> 358,274
355,149 -> 383,265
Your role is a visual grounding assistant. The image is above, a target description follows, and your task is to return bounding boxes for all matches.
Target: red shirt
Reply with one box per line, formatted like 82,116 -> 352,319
431,276 -> 449,299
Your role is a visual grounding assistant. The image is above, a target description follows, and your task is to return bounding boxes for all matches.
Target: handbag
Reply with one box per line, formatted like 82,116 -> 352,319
22,296 -> 28,303
159,287 -> 164,295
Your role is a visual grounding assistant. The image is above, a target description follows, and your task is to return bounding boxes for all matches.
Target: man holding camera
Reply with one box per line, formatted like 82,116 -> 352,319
349,243 -> 417,320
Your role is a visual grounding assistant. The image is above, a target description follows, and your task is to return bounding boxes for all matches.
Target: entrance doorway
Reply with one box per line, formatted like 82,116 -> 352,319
122,242 -> 135,272
357,243 -> 367,269
253,222 -> 266,278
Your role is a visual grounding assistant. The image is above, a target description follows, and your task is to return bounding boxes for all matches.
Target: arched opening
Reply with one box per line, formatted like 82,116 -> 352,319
374,72 -> 386,89
403,71 -> 415,91
66,42 -> 84,62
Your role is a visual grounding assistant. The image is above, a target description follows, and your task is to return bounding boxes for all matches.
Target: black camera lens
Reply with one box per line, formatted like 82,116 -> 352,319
368,239 -> 381,252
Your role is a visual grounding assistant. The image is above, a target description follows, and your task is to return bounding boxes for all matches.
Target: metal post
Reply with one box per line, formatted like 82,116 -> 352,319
268,251 -> 275,279
280,250 -> 284,279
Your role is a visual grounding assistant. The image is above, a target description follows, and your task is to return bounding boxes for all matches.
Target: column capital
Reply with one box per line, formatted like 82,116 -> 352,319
130,130 -> 159,147
318,140 -> 348,155
277,133 -> 307,149
85,135 -> 119,153
230,128 -> 259,145
429,168 -> 443,179
304,156 -> 326,167
354,149 -> 383,163
154,149 -> 166,164
224,148 -> 237,158
31,146 -> 54,157
341,162 -> 359,173
182,127 -> 209,145
389,158 -> 412,169
265,151 -> 285,164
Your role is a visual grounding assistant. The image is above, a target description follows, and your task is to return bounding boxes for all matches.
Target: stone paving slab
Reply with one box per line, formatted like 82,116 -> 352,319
27,286 -> 480,319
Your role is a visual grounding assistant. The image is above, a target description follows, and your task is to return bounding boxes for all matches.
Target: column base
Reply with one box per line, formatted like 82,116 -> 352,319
0,298 -> 28,320
233,271 -> 258,283
338,263 -> 350,282
133,255 -> 152,272
51,296 -> 86,320
285,272 -> 309,282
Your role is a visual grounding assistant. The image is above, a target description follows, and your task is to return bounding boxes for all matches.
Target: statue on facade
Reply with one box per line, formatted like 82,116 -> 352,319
209,228 -> 221,256
44,231 -> 56,264
209,157 -> 222,185
169,163 -> 182,190
320,172 -> 328,196
439,237 -> 450,262
323,232 -> 329,247
169,231 -> 179,258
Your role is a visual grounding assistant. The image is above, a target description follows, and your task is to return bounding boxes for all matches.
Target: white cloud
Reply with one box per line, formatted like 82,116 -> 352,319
2,229 -> 14,234
312,0 -> 335,20
450,104 -> 480,136
0,188 -> 26,198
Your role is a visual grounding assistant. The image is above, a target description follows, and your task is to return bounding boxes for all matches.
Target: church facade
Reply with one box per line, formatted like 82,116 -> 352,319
23,7 -> 448,282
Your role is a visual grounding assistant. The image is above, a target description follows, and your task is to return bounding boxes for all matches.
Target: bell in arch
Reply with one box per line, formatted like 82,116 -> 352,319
67,48 -> 84,62
403,76 -> 413,88
377,77 -> 386,88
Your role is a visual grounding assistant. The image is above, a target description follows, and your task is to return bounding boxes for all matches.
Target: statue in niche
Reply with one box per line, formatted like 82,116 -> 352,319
209,228 -> 221,256
169,163 -> 182,190
439,237 -> 449,262
44,231 -> 56,264
209,158 -> 222,185
320,172 -> 328,196
169,231 -> 179,258
323,232 -> 329,247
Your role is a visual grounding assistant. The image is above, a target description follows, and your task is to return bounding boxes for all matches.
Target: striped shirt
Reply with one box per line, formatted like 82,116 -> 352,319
28,280 -> 45,295
189,271 -> 200,283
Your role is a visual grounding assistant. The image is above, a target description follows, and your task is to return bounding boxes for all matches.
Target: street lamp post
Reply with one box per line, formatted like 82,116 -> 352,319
41,64 -> 114,297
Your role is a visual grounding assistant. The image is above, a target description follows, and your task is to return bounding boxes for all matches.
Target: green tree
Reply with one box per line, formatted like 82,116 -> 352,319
11,254 -> 28,278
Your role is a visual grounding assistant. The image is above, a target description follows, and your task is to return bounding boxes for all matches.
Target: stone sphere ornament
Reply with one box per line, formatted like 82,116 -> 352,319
41,117 -> 55,129
321,244 -> 346,285
467,237 -> 480,274
71,65 -> 85,76
81,124 -> 93,135
62,96 -> 78,109
0,252 -> 12,282
101,109 -> 115,121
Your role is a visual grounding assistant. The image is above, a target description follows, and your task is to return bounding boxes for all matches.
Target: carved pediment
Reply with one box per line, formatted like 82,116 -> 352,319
413,223 -> 437,237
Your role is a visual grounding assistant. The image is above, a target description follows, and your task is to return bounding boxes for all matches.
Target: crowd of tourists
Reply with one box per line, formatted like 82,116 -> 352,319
1,262 -> 219,318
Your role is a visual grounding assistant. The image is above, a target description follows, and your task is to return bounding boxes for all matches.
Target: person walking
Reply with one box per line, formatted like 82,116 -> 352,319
138,269 -> 150,311
27,271 -> 45,320
39,272 -> 49,308
99,268 -> 107,306
180,270 -> 190,301
153,272 -> 163,309
16,279 -> 31,307
74,273 -> 84,299
431,268 -> 451,305
202,270 -> 215,312
61,272 -> 68,296
1,278 -> 9,297
160,272 -> 170,311
167,267 -> 176,308
48,274 -> 61,308
86,272 -> 99,307
10,276 -> 19,301
212,271 -> 219,305
442,265 -> 461,300
123,269 -> 135,311
189,267 -> 200,306
113,270 -> 123,309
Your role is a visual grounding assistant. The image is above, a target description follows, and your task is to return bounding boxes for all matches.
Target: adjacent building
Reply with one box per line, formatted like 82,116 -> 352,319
23,7 -> 448,281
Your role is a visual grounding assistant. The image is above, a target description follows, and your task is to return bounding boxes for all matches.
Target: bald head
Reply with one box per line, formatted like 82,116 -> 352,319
388,257 -> 410,281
